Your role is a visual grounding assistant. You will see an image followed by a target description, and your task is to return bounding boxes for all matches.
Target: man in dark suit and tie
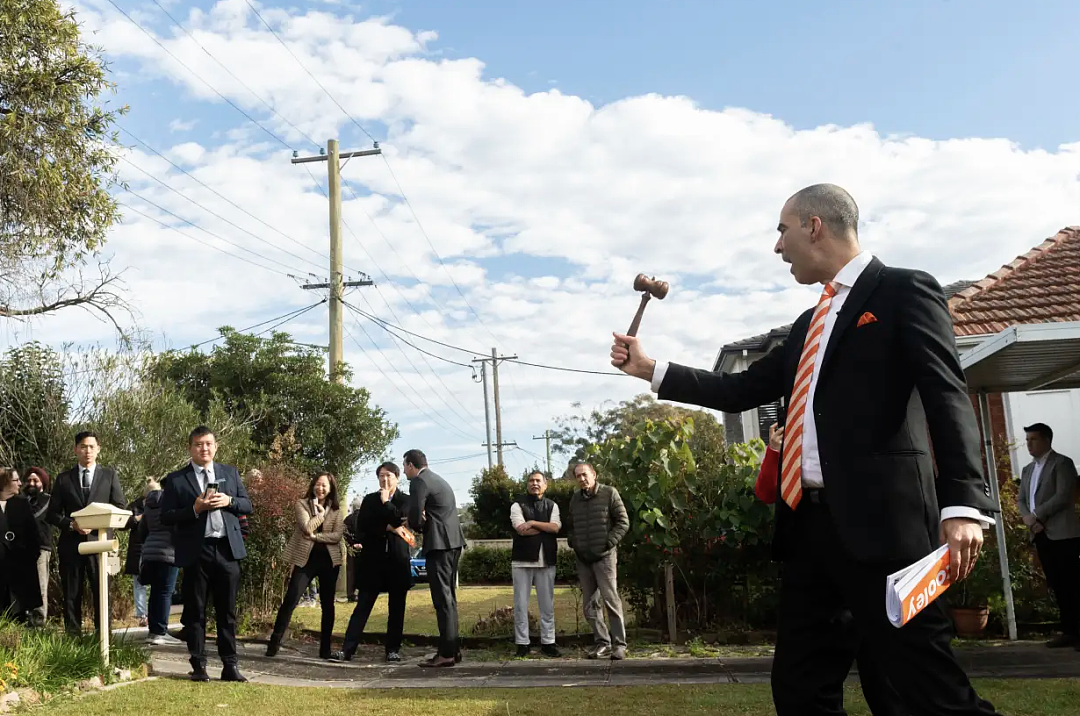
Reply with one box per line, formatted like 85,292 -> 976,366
46,431 -> 125,635
405,449 -> 465,667
1017,422 -> 1080,648
611,184 -> 1002,715
161,426 -> 252,683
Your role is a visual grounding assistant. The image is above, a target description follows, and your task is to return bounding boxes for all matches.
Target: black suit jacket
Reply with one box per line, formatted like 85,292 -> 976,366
46,465 -> 126,558
0,495 -> 44,610
408,468 -> 465,555
659,258 -> 997,564
160,462 -> 252,567
356,489 -> 414,593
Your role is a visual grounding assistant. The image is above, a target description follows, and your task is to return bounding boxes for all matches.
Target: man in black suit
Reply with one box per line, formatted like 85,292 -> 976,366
405,449 -> 465,667
46,431 -> 125,635
161,426 -> 252,683
611,184 -> 1001,715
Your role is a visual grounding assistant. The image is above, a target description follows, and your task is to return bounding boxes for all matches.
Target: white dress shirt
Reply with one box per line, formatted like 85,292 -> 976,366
79,464 -> 97,491
194,462 -> 226,538
1029,452 -> 1051,518
510,501 -> 562,568
651,250 -> 991,526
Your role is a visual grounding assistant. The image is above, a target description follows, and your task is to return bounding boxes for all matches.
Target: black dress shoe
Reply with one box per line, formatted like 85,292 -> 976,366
189,668 -> 210,682
386,652 -> 402,663
540,644 -> 561,657
329,650 -> 352,662
265,632 -> 283,657
221,665 -> 248,682
515,645 -> 530,658
455,650 -> 463,663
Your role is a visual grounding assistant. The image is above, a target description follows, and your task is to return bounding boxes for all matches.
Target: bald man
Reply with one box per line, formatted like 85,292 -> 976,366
611,184 -> 1000,716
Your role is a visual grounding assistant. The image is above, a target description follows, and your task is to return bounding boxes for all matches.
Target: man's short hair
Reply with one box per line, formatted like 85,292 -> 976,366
74,430 -> 99,446
526,470 -> 547,481
377,461 -> 401,477
189,425 -> 215,444
573,462 -> 596,476
788,183 -> 859,237
1024,423 -> 1054,443
402,449 -> 427,469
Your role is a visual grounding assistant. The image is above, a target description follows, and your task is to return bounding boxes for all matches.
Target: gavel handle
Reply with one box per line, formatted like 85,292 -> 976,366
626,293 -> 651,338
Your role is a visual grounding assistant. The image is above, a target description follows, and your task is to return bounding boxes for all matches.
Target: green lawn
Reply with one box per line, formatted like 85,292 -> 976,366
289,586 -> 630,637
30,680 -> 1080,716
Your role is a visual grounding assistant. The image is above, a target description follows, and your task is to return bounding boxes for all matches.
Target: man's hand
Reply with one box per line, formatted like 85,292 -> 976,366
379,486 -> 392,503
1032,521 -> 1045,534
194,493 -> 213,514
610,333 -> 656,382
351,543 -> 362,550
393,526 -> 411,541
207,492 -> 231,510
941,517 -> 983,582
1022,513 -> 1037,527
515,522 -> 539,536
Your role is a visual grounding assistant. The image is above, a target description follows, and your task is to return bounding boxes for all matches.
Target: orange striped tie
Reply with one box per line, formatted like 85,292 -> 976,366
780,281 -> 839,509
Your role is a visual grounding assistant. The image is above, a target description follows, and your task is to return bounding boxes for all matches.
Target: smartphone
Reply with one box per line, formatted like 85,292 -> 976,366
204,480 -> 218,497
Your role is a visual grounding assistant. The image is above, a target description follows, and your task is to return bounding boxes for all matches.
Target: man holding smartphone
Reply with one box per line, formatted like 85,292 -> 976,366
161,426 -> 252,682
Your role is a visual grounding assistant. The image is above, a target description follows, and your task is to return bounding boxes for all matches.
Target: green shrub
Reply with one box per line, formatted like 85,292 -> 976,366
459,546 -> 578,584
0,617 -> 146,696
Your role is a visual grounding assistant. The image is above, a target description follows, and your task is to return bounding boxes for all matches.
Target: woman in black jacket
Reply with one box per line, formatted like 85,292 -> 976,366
23,467 -> 52,626
137,478 -> 182,645
0,468 -> 42,622
331,461 -> 414,662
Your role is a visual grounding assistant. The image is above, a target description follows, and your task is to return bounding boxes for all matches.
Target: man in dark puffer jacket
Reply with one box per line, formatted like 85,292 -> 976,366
566,462 -> 629,660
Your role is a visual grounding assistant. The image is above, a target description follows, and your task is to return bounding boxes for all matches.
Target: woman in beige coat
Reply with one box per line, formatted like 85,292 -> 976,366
266,471 -> 345,659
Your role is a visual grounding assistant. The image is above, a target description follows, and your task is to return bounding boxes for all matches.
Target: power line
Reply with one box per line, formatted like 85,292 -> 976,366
118,127 -> 349,269
145,0 -> 321,149
119,154 -> 325,273
242,0 -> 378,143
121,187 -> 309,275
190,299 -> 326,348
504,358 -> 627,377
118,200 -> 292,278
343,301 -> 473,368
102,0 -> 292,150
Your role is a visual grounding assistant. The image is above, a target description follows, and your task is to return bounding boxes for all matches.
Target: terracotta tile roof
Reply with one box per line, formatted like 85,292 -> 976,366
948,227 -> 1080,337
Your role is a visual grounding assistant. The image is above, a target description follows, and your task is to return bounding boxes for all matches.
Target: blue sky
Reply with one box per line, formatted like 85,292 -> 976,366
9,0 -> 1080,504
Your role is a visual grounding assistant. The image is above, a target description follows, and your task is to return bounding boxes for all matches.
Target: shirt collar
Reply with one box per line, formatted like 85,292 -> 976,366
192,461 -> 214,477
1036,451 -> 1053,467
830,250 -> 874,290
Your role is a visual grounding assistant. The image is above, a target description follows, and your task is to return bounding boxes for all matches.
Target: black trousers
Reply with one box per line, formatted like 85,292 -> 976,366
341,586 -> 408,656
271,546 -> 339,656
1034,533 -> 1080,637
59,550 -> 107,636
427,547 -> 461,659
771,498 -> 1000,716
182,538 -> 241,668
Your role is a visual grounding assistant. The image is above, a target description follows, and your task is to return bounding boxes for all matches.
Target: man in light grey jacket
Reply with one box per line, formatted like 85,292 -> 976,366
1018,422 -> 1080,649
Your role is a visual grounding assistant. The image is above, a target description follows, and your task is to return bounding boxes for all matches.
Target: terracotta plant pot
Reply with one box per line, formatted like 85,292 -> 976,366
950,606 -> 989,637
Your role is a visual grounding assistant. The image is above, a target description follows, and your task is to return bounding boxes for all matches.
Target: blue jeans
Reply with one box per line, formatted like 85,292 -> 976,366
144,562 -> 179,636
133,576 -> 148,620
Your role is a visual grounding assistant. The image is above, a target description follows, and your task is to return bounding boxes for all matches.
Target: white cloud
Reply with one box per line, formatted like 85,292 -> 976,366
16,1 -> 1080,503
168,118 -> 198,132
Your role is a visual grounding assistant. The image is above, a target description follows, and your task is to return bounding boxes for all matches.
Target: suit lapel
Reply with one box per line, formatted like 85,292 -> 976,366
1034,453 -> 1058,502
88,466 -> 105,502
1020,463 -> 1032,505
818,258 -> 884,381
183,464 -> 202,498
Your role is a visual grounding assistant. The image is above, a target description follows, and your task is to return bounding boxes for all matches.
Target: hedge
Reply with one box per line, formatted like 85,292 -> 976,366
459,545 -> 578,584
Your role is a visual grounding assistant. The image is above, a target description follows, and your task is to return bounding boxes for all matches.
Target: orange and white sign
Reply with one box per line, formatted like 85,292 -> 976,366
886,544 -> 953,628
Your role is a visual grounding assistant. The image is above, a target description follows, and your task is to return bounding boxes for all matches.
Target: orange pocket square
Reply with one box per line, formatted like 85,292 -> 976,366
857,312 -> 878,327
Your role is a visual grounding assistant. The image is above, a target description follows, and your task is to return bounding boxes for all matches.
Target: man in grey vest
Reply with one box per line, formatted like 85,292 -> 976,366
1018,422 -> 1080,648
510,471 -> 562,657
567,462 -> 629,660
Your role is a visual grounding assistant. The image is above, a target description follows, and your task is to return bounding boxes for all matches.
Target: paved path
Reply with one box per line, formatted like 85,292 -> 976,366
146,640 -> 1080,689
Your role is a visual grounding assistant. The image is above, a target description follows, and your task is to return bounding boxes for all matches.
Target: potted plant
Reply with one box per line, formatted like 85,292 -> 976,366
946,553 -> 999,637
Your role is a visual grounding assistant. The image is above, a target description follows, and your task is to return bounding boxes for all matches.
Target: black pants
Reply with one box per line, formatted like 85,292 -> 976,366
342,587 -> 407,656
1035,533 -> 1080,637
182,538 -> 241,668
271,546 -> 339,656
771,499 -> 1000,716
427,547 -> 461,659
59,551 -> 107,636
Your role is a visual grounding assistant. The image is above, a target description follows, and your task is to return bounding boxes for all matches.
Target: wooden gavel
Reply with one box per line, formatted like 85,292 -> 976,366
618,274 -> 669,365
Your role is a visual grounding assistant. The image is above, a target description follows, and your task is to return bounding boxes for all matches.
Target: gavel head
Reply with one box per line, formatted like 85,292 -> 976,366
633,273 -> 669,299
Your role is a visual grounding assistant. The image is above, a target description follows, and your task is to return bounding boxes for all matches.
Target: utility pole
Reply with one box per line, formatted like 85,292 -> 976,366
480,362 -> 493,468
471,348 -> 517,467
291,139 -> 380,383
533,430 -> 552,476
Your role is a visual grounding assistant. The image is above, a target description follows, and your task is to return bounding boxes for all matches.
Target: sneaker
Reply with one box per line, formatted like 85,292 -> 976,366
611,646 -> 627,661
515,645 -> 530,658
540,644 -> 560,657
147,633 -> 184,646
588,645 -> 611,659
386,652 -> 402,663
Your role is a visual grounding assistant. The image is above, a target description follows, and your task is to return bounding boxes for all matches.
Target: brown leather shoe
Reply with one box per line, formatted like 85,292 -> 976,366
419,655 -> 456,668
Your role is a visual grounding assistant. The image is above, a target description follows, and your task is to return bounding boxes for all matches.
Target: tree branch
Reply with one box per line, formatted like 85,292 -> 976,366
0,262 -> 134,340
